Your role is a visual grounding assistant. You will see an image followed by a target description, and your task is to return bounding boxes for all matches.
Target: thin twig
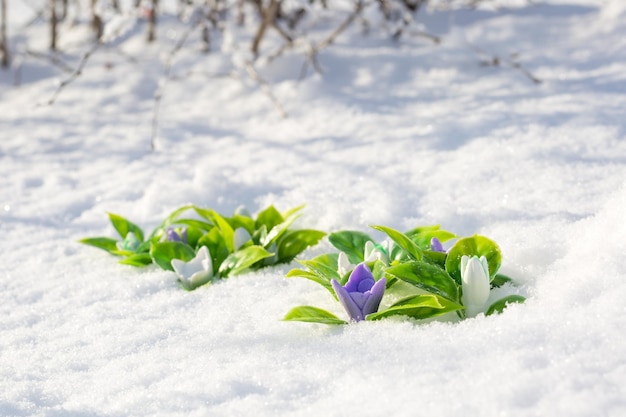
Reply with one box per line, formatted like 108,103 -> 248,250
297,0 -> 366,78
244,61 -> 288,118
26,48 -> 74,72
251,0 -> 280,56
470,43 -> 541,84
168,69 -> 236,81
316,0 -> 365,51
40,41 -> 102,106
150,12 -> 203,150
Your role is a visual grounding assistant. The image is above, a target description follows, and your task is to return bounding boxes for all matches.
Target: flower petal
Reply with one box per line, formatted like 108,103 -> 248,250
171,246 -> 213,287
337,252 -> 352,277
362,278 -> 386,316
345,263 -> 375,293
331,279 -> 364,322
479,255 -> 489,278
430,237 -> 444,252
233,227 -> 252,250
461,256 -> 490,317
167,228 -> 181,242
349,292 -> 369,309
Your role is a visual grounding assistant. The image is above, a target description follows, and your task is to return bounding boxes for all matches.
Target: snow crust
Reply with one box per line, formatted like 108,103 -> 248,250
1,1 -> 625,416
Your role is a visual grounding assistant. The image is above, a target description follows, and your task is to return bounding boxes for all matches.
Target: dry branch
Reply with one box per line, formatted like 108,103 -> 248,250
150,11 -> 203,150
1,0 -> 8,67
244,61 -> 288,118
41,40 -> 102,106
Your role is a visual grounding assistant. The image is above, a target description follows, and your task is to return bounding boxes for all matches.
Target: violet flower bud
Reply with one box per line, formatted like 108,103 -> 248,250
430,237 -> 445,253
166,227 -> 188,243
331,263 -> 386,322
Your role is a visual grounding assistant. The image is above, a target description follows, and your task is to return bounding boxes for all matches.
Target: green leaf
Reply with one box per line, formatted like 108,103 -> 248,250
195,208 -> 236,253
147,204 -> 196,240
219,245 -> 274,276
422,250 -> 448,269
491,273 -> 514,288
172,219 -> 214,231
118,253 -> 153,267
369,260 -> 387,282
161,204 -> 196,227
286,269 -> 335,294
255,205 -> 284,232
385,261 -> 459,302
370,225 -> 423,261
366,294 -> 463,321
276,229 -> 326,263
298,256 -> 341,283
445,235 -> 502,284
108,212 -> 144,242
283,306 -> 347,325
227,214 -> 256,235
197,228 -> 230,274
405,225 -> 457,249
263,214 -> 301,247
150,242 -> 196,271
79,237 -> 119,253
282,204 -> 305,220
486,295 -> 526,316
328,230 -> 374,264
309,252 -> 340,271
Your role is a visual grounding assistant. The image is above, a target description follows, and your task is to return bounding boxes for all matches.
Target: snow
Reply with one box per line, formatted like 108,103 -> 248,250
1,0 -> 626,416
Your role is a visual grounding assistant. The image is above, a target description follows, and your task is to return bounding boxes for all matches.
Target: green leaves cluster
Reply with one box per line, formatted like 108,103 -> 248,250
284,225 -> 525,325
80,205 -> 325,290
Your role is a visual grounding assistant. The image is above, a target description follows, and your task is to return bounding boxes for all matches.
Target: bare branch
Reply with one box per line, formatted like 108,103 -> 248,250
1,0 -> 8,68
244,61 -> 288,118
150,11 -> 203,150
251,0 -> 281,56
26,48 -> 74,72
317,0 -> 365,51
470,43 -> 541,84
49,0 -> 58,50
40,41 -> 102,106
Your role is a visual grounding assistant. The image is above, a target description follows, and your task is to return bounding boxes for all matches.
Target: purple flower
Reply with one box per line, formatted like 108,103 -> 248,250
430,237 -> 445,253
167,227 -> 188,243
331,263 -> 386,322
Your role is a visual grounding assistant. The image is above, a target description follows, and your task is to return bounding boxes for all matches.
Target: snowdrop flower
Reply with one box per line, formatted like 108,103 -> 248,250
460,255 -> 491,317
337,241 -> 390,277
116,232 -> 140,251
430,237 -> 445,253
233,227 -> 252,250
234,205 -> 252,218
263,242 -> 279,266
166,227 -> 187,243
331,263 -> 386,322
171,246 -> 213,289
364,240 -> 389,264
337,252 -> 352,277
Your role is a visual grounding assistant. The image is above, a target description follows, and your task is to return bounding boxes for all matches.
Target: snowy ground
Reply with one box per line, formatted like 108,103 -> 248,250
1,0 -> 626,416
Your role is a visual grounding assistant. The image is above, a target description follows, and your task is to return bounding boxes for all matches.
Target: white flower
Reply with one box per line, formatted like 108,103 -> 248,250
233,227 -> 252,250
460,255 -> 491,317
337,252 -> 352,277
171,246 -> 213,289
234,205 -> 252,218
364,240 -> 389,264
337,241 -> 390,277
116,232 -> 140,251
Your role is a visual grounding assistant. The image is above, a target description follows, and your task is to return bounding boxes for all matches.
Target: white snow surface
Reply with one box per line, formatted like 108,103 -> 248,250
1,1 -> 626,416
